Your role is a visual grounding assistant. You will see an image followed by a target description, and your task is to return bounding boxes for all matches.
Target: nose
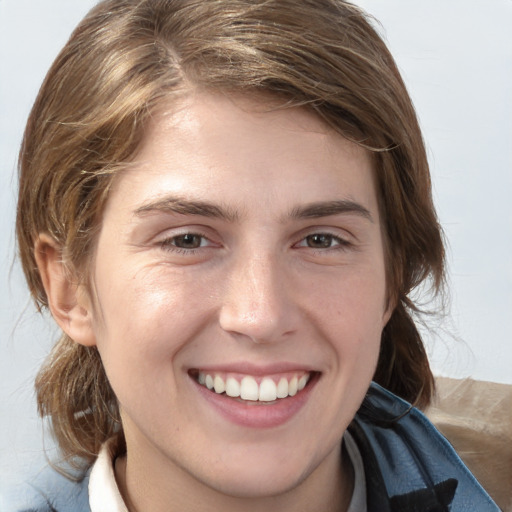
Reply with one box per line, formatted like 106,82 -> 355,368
219,252 -> 298,344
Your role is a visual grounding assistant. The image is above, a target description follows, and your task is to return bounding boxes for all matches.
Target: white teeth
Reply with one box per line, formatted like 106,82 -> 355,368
276,377 -> 289,399
259,378 -> 277,401
298,375 -> 308,391
197,372 -> 311,402
213,375 -> 225,394
240,376 -> 259,401
225,377 -> 241,398
288,376 -> 298,397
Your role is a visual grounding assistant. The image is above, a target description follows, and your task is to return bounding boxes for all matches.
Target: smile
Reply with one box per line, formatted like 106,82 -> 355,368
193,371 -> 312,402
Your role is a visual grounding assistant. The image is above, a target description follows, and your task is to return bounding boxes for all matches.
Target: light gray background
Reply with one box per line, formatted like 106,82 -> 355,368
1,0 -> 511,481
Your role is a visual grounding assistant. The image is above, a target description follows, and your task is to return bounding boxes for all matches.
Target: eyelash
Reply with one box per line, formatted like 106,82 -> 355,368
294,233 -> 351,252
158,232 -> 213,254
157,231 -> 351,255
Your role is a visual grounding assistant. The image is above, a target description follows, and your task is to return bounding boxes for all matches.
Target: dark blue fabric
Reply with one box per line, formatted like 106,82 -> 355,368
0,382 -> 500,511
349,382 -> 501,511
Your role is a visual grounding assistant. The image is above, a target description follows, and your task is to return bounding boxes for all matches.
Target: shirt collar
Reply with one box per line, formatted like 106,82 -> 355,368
89,437 -> 128,512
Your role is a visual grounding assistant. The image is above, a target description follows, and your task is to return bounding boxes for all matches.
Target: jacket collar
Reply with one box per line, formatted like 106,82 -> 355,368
348,419 -> 457,512
347,382 -> 499,512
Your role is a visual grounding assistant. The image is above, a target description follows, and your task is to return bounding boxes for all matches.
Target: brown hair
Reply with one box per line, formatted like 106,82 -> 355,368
17,0 -> 444,464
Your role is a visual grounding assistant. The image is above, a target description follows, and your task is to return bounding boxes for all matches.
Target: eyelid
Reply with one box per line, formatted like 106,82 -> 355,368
292,226 -> 354,247
154,226 -> 221,251
161,233 -> 213,246
294,234 -> 350,251
166,234 -> 210,248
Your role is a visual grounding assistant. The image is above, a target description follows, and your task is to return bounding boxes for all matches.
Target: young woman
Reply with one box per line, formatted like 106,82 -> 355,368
7,0 -> 499,510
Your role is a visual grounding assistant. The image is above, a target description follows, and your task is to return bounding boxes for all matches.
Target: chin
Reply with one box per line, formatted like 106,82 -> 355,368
203,465 -> 308,500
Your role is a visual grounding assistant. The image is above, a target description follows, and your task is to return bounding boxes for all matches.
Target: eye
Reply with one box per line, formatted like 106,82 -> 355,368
171,234 -> 206,249
159,233 -> 213,251
305,234 -> 336,248
296,233 -> 348,249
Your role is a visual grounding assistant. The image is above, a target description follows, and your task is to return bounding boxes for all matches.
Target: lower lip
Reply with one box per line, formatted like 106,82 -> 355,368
191,375 -> 318,429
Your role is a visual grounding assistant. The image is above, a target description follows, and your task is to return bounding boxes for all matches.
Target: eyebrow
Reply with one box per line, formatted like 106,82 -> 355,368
288,200 -> 373,222
134,196 -> 239,222
134,196 -> 372,223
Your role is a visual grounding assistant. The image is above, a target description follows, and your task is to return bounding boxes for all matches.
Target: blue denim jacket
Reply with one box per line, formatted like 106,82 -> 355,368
348,383 -> 500,511
0,383 -> 501,511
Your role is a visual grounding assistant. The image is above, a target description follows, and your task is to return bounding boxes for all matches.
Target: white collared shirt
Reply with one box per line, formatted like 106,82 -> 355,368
88,437 -> 128,512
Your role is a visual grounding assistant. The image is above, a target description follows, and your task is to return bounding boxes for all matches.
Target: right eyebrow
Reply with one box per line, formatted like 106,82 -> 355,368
288,199 -> 374,223
133,196 -> 240,222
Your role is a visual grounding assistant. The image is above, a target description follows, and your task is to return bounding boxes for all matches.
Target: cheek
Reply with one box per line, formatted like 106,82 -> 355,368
314,265 -> 388,327
89,264 -> 214,391
94,259 -> 204,332
310,265 -> 387,367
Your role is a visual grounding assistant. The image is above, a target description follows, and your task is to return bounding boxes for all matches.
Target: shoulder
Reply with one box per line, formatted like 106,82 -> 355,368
350,382 -> 500,512
0,463 -> 90,512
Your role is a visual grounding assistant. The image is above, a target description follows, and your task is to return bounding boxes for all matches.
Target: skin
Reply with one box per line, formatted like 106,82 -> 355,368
38,92 -> 392,512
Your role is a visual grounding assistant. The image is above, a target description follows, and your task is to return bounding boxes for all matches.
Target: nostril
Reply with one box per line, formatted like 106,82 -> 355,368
219,305 -> 296,345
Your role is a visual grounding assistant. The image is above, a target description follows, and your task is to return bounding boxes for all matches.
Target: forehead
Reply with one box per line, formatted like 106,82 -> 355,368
104,92 -> 378,222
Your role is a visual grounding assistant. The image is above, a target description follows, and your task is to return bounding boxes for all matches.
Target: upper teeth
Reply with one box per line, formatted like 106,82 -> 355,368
197,372 -> 311,402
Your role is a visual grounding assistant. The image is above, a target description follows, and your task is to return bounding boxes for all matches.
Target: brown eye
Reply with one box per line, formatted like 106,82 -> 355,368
305,234 -> 336,248
172,234 -> 204,249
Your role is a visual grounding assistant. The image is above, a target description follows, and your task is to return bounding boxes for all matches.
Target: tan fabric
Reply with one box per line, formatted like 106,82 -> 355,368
426,377 -> 512,512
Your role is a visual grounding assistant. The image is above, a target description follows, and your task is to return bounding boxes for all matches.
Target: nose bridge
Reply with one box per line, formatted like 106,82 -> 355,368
219,248 -> 293,343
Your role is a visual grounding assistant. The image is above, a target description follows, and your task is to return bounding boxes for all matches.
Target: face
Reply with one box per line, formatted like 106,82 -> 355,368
85,93 -> 390,501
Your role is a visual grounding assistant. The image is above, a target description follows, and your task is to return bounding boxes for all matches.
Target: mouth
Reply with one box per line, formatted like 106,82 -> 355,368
189,370 -> 317,404
188,368 -> 319,428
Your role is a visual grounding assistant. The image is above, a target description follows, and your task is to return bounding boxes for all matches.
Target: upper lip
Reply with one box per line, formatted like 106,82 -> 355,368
188,362 -> 318,376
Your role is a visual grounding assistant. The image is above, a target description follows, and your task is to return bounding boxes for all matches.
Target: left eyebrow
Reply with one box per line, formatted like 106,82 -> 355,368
134,196 -> 239,222
288,200 -> 374,223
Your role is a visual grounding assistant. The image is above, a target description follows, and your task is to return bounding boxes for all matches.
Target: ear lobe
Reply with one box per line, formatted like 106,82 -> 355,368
382,294 -> 396,328
34,234 -> 96,347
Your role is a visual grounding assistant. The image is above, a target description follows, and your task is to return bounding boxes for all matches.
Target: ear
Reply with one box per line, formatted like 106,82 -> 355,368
34,233 -> 97,347
382,292 -> 396,328
382,305 -> 394,330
